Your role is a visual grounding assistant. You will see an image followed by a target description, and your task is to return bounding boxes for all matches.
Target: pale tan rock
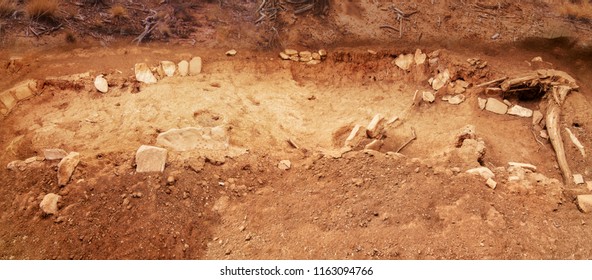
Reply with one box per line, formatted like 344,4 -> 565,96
285,49 -> 298,56
486,178 -> 497,189
448,94 -> 465,105
43,149 -> 68,160
278,160 -> 291,170
364,139 -> 382,151
58,152 -> 80,186
422,91 -> 435,103
279,52 -> 290,60
431,69 -> 450,90
366,114 -> 384,138
394,54 -> 414,70
94,75 -> 108,93
189,57 -> 202,75
485,98 -> 508,114
178,60 -> 189,76
134,63 -> 157,84
466,167 -> 494,180
160,61 -> 176,77
414,49 -> 426,65
577,195 -> 592,213
508,162 -> 537,172
532,110 -> 543,125
225,49 -> 237,56
156,127 -> 229,151
478,98 -> 487,110
573,174 -> 584,185
40,193 -> 61,215
345,125 -> 362,147
318,49 -> 327,57
507,105 -> 533,117
135,145 -> 167,173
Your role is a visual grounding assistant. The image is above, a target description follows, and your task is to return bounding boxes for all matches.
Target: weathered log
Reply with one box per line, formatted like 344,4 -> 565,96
546,95 -> 572,184
500,73 -> 538,91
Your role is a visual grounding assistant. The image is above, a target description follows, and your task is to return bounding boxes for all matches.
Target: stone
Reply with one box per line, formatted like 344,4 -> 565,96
532,110 -> 543,125
485,87 -> 503,95
414,49 -> 426,65
156,126 -> 229,152
6,160 -> 26,171
478,98 -> 487,110
573,174 -> 584,185
364,139 -> 382,151
178,60 -> 189,77
485,98 -> 508,114
466,167 -> 494,180
344,124 -> 362,147
532,56 -> 543,62
160,61 -> 176,77
289,55 -> 300,62
10,79 -> 37,100
307,60 -> 321,65
431,69 -> 450,90
279,52 -> 290,60
189,57 -> 202,75
299,51 -> 312,59
40,193 -> 61,215
318,49 -> 327,57
0,91 -> 16,111
225,49 -> 237,56
299,56 -> 312,62
135,145 -> 167,173
456,80 -> 470,88
368,49 -> 377,55
422,91 -> 435,103
486,178 -> 497,189
285,49 -> 298,56
94,75 -> 109,93
312,52 -> 321,60
448,94 -> 465,105
507,105 -> 533,117
134,63 -> 157,84
441,95 -> 452,101
394,54 -> 414,70
539,130 -> 549,139
508,162 -> 537,172
503,99 -> 513,107
577,195 -> 592,213
587,181 -> 592,191
278,160 -> 291,170
43,149 -> 68,160
57,152 -> 80,186
366,114 -> 384,138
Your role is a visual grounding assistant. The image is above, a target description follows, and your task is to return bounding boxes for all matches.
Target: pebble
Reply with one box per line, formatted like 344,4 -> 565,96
225,49 -> 237,56
94,75 -> 108,93
486,178 -> 497,189
466,166 -> 494,180
167,176 -> 176,185
279,52 -> 290,60
278,160 -> 291,170
366,114 -> 384,138
507,105 -> 533,118
394,53 -> 414,71
478,98 -> 487,110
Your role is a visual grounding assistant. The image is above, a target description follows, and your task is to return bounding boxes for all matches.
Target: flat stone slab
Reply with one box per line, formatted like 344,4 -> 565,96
135,145 -> 167,173
485,98 -> 508,115
156,126 -> 229,152
57,152 -> 80,186
507,105 -> 533,117
43,149 -> 68,160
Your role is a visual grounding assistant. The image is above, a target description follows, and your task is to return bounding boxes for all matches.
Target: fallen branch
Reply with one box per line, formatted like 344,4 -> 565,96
396,127 -> 417,153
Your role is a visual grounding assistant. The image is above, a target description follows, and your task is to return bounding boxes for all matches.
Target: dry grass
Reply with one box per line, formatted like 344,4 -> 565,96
0,0 -> 16,18
110,3 -> 127,19
26,0 -> 60,20
555,0 -> 592,21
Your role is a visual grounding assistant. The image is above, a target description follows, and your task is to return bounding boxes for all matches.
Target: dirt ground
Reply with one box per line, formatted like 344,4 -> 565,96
1,0 -> 592,260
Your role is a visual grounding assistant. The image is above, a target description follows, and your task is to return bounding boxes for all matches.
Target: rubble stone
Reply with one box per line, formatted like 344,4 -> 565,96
466,166 -> 495,180
160,61 -> 176,77
278,160 -> 291,170
422,91 -> 435,103
448,94 -> 465,105
345,125 -> 362,147
226,49 -> 237,56
135,145 -> 167,173
485,98 -> 508,114
134,63 -> 157,84
279,52 -> 290,60
40,193 -> 61,215
414,49 -> 426,65
94,75 -> 108,93
573,174 -> 584,185
43,149 -> 68,160
508,162 -> 537,172
431,69 -> 450,90
394,54 -> 414,70
486,178 -> 497,189
478,98 -> 487,110
507,105 -> 533,118
366,114 -> 384,138
285,49 -> 298,56
532,110 -> 543,125
57,152 -> 80,186
156,126 -> 229,152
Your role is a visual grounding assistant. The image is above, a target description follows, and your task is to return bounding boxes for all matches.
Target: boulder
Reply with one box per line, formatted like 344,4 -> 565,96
94,75 -> 109,93
40,193 -> 61,215
189,57 -> 202,75
134,63 -> 157,84
160,61 -> 176,77
577,195 -> 592,213
466,166 -> 494,180
43,149 -> 68,160
507,105 -> 533,117
485,98 -> 508,114
135,145 -> 167,173
394,54 -> 414,71
278,160 -> 291,170
57,152 -> 80,186
178,60 -> 189,77
156,126 -> 229,152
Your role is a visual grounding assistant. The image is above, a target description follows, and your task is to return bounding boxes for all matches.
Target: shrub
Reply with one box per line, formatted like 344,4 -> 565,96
0,0 -> 16,18
110,4 -> 127,19
26,0 -> 60,20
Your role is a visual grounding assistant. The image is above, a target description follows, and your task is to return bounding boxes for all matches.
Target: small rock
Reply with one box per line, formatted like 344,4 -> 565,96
279,52 -> 290,60
160,61 -> 176,77
366,114 -> 384,138
485,87 -> 503,95
539,130 -> 549,139
189,57 -> 202,75
94,75 -> 108,93
422,91 -> 435,103
491,33 -> 500,40
431,69 -> 450,90
448,94 -> 465,105
285,49 -> 298,56
352,178 -> 363,187
289,55 -> 300,62
364,139 -> 382,151
132,192 -> 143,198
478,98 -> 487,110
225,49 -> 237,56
466,166 -> 494,180
394,53 -> 414,71
441,95 -> 452,101
485,98 -> 508,115
135,145 -> 167,173
577,195 -> 592,213
573,174 -> 584,185
486,178 -> 497,189
312,52 -> 321,60
186,157 -> 205,172
318,49 -> 327,57
167,176 -> 176,185
278,160 -> 291,170
507,105 -> 533,118
6,160 -> 25,171
532,110 -> 543,125
43,149 -> 68,160
178,60 -> 189,77
57,152 -> 80,186
134,63 -> 157,84
503,99 -> 513,107
300,56 -> 313,62
306,60 -> 321,65
299,51 -> 312,59
532,56 -> 543,62
367,49 -> 377,55
414,49 -> 427,65
40,193 -> 61,215
508,162 -> 537,172
344,124 -> 362,147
